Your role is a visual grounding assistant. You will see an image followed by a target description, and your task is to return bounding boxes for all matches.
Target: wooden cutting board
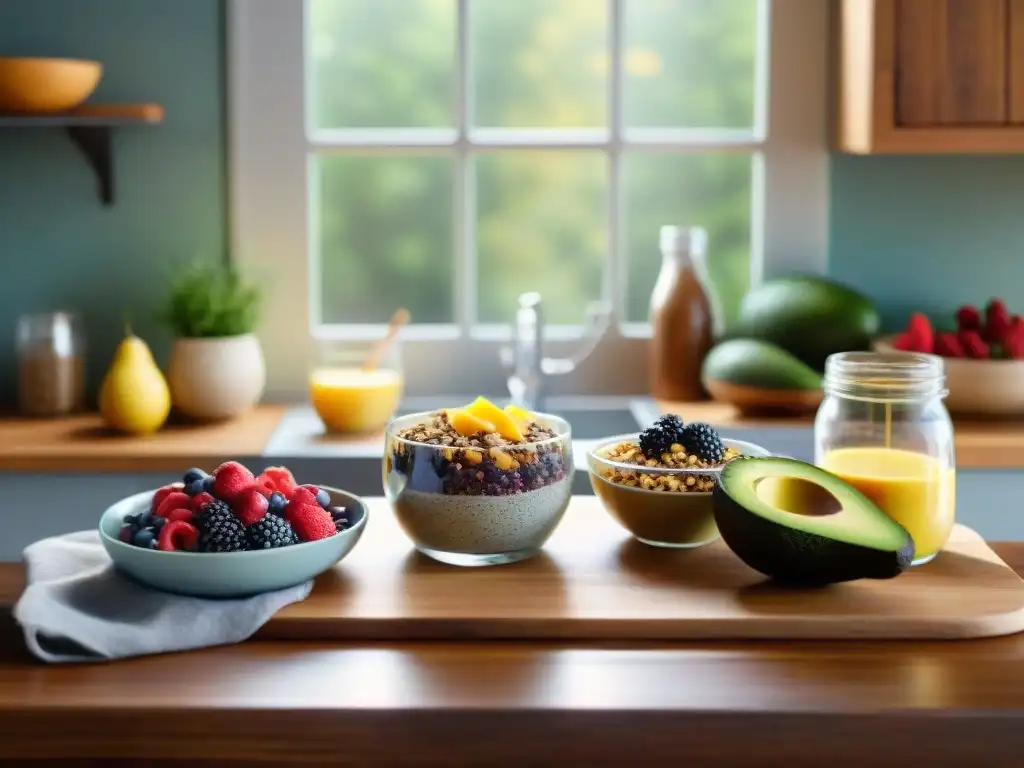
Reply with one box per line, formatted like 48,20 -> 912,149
261,496 -> 1024,641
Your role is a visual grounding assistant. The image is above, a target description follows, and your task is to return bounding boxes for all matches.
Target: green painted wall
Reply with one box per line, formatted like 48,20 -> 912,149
0,0 -> 225,404
829,154 -> 1024,331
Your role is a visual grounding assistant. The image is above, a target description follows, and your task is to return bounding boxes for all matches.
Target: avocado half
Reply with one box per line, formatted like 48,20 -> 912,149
713,457 -> 914,586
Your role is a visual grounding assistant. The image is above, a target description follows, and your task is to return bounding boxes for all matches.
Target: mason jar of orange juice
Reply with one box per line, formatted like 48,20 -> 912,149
309,338 -> 403,434
815,351 -> 955,566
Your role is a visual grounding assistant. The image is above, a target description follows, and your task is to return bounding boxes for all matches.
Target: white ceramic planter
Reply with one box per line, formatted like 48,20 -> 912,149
167,334 -> 266,421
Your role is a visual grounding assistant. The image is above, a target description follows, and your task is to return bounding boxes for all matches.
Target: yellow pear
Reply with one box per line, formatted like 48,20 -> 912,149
99,325 -> 171,436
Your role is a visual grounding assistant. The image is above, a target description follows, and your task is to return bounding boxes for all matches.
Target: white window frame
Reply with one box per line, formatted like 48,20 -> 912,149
229,0 -> 829,401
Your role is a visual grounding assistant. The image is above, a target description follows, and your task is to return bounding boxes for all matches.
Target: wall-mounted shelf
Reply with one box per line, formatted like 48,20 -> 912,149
0,103 -> 164,205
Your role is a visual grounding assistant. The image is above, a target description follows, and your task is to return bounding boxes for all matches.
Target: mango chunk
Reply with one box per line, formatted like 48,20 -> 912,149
449,409 -> 495,437
466,396 -> 525,441
504,404 -> 534,428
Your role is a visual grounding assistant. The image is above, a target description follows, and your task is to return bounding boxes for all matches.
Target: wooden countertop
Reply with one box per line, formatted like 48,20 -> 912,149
0,401 -> 1021,472
0,544 -> 1023,764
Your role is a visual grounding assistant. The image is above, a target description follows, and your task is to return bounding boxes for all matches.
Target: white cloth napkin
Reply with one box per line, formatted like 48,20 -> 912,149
13,531 -> 312,663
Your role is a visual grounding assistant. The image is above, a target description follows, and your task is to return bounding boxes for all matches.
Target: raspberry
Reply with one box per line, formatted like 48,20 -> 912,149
257,466 -> 298,498
189,491 -> 216,512
904,312 -> 934,353
958,330 -> 989,359
151,483 -> 184,514
285,502 -> 335,542
212,461 -> 255,502
956,305 -> 981,332
154,491 -> 192,519
934,332 -> 966,358
157,520 -> 199,552
233,488 -> 270,527
984,299 -> 1011,343
165,507 -> 195,523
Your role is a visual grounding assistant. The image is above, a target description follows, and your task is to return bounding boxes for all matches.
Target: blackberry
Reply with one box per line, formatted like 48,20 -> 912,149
246,514 -> 300,549
679,422 -> 725,464
195,500 -> 247,553
638,414 -> 687,457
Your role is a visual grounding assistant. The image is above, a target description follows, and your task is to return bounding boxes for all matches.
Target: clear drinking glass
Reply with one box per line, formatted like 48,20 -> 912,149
814,352 -> 955,566
309,337 -> 403,434
16,312 -> 85,417
383,410 -> 574,566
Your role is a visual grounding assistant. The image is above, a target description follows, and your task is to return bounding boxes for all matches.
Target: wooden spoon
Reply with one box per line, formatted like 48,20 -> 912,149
362,308 -> 410,371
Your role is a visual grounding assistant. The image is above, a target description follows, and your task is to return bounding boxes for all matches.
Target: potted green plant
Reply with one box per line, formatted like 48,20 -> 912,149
160,261 -> 265,421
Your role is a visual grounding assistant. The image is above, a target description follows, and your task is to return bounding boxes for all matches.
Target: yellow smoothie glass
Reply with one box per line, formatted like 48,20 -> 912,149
815,352 -> 955,566
309,338 -> 403,435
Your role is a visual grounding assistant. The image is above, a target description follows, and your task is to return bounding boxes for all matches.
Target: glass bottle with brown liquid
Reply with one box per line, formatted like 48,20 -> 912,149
649,226 -> 715,402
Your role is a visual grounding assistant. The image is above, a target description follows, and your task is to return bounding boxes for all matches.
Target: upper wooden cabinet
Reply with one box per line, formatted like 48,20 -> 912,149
836,0 -> 1024,153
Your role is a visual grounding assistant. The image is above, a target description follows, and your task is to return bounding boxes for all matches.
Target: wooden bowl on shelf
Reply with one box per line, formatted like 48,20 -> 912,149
0,57 -> 102,113
873,335 -> 1024,417
703,379 -> 824,416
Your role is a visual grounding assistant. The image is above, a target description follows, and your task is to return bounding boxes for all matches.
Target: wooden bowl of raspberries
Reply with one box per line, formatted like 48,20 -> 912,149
873,298 -> 1024,416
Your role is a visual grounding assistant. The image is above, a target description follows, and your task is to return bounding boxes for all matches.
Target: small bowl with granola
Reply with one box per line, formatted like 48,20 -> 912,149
588,415 -> 769,549
383,397 -> 573,566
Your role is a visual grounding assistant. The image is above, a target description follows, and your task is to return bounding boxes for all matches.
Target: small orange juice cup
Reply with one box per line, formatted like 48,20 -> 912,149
309,338 -> 403,434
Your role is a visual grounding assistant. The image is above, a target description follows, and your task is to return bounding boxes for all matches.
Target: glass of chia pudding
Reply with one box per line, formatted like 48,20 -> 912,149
383,399 -> 573,566
588,415 -> 769,548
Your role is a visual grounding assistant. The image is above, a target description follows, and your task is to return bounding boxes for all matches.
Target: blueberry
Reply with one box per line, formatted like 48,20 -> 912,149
183,467 -> 207,486
329,506 -> 347,521
139,513 -> 160,528
148,538 -> 160,549
268,492 -> 287,515
133,529 -> 156,549
185,476 -> 206,496
150,516 -> 166,530
314,487 -> 331,509
202,474 -> 216,493
123,513 -> 141,527
117,525 -> 134,543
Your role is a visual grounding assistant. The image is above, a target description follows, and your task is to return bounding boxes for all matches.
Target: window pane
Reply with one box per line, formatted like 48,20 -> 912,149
624,153 -> 752,326
476,152 -> 606,324
317,155 -> 454,324
624,0 -> 758,128
473,0 -> 607,128
309,0 -> 455,128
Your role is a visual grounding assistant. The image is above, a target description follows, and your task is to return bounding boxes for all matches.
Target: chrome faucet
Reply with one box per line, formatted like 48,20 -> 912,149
499,292 -> 611,411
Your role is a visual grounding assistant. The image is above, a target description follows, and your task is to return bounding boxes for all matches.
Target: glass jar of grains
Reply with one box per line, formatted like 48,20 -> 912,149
17,312 -> 85,417
814,351 -> 955,566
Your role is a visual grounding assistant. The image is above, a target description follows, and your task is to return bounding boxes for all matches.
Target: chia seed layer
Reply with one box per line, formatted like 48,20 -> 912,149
392,476 -> 573,555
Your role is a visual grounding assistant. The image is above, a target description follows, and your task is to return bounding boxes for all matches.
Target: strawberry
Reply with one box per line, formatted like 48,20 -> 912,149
984,299 -> 1012,343
958,330 -> 990,359
891,332 -> 915,351
157,520 -> 199,552
298,484 -> 331,509
956,305 -> 982,332
234,488 -> 269,527
257,466 -> 298,498
212,461 -> 255,502
155,491 -> 192,519
904,312 -> 934,353
285,502 -> 335,542
1004,322 -> 1024,359
165,507 -> 195,523
289,486 -> 320,508
151,483 -> 185,514
934,332 -> 966,358
189,491 -> 216,512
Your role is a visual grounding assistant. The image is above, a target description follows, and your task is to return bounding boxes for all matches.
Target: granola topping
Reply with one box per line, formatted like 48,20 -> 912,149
598,440 -> 741,493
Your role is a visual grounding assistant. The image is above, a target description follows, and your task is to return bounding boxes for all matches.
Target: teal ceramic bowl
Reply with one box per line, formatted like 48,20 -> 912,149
98,486 -> 368,598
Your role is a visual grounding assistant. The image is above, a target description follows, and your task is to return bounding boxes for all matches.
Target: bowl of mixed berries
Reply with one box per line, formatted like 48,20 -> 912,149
874,299 -> 1024,415
588,415 -> 768,548
98,462 -> 367,597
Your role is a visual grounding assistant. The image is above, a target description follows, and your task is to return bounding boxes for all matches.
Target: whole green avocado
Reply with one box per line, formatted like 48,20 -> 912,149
731,276 -> 880,371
